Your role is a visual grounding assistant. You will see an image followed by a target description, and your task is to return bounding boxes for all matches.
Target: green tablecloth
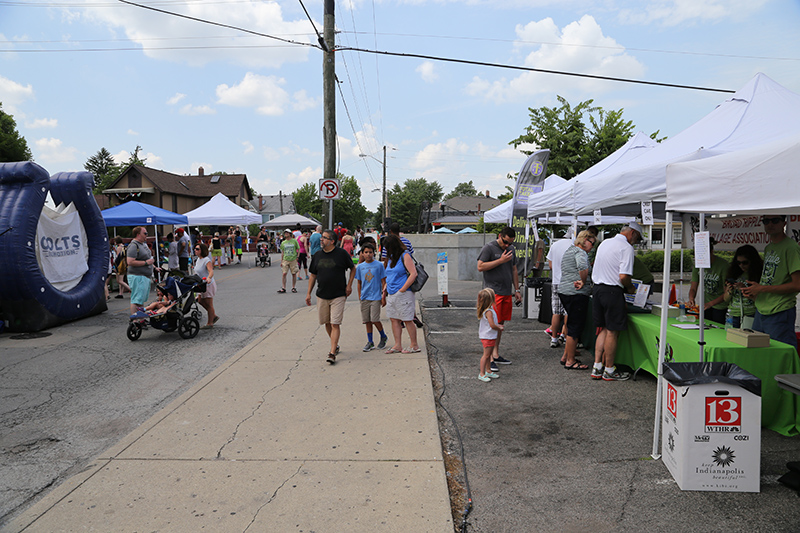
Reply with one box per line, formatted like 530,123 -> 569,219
616,313 -> 800,436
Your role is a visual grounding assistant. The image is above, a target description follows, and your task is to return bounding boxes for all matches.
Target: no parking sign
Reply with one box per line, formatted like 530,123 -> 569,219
318,178 -> 341,200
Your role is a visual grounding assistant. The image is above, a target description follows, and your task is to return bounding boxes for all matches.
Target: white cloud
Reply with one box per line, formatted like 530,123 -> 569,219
292,89 -> 318,111
411,138 -> 473,169
128,129 -> 139,135
242,141 -> 254,154
84,2 -> 313,68
166,93 -> 186,105
179,104 -> 216,116
111,149 -> 162,169
216,73 -> 289,116
26,118 -> 57,129
263,147 -> 281,161
618,0 -> 768,26
0,75 -> 34,112
33,138 -> 78,164
416,61 -> 438,83
466,15 -> 645,102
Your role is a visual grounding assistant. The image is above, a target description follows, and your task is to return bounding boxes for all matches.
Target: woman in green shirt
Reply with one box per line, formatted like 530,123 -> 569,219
723,245 -> 763,328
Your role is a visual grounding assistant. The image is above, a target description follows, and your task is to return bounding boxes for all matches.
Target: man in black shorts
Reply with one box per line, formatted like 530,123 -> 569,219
589,223 -> 642,381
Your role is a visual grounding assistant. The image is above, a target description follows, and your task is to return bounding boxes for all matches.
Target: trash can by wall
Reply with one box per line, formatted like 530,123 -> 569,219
538,280 -> 553,324
661,362 -> 761,492
525,277 -> 545,321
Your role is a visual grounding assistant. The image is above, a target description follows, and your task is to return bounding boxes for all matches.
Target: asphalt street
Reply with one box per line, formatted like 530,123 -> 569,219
0,254 -> 311,527
418,279 -> 800,532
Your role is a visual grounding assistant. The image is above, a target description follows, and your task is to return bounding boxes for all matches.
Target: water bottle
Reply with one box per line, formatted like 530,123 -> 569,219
678,302 -> 687,321
725,310 -> 734,330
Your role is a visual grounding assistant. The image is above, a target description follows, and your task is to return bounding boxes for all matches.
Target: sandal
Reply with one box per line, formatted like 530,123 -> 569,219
564,360 -> 590,370
385,348 -> 402,354
291,288 -> 297,293
277,288 -> 286,293
402,347 -> 422,354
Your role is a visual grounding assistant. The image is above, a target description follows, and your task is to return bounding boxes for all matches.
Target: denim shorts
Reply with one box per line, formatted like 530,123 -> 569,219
753,307 -> 798,349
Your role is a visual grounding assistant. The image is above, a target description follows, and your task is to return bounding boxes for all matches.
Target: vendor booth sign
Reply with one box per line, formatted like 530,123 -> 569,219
661,363 -> 761,492
683,214 -> 800,253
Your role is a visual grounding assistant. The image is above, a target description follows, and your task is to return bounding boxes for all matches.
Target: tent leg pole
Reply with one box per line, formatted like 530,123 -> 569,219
651,211 -> 673,460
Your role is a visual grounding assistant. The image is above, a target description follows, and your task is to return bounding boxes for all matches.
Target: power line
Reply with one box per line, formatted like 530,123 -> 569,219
339,30 -> 800,63
336,46 -> 736,93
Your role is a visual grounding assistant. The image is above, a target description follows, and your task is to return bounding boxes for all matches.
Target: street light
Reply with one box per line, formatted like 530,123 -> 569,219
359,146 -> 390,229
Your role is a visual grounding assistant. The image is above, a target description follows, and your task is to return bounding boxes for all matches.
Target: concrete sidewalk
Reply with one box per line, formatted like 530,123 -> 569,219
6,303 -> 453,532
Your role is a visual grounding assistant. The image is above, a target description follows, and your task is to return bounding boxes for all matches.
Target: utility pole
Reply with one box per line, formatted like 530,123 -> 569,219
322,0 -> 336,230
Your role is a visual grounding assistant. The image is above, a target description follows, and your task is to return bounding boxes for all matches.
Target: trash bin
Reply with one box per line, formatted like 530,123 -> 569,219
525,277 -> 546,320
661,362 -> 761,492
538,279 -> 553,324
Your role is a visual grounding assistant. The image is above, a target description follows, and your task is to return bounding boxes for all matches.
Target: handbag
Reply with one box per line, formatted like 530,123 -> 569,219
407,256 -> 429,292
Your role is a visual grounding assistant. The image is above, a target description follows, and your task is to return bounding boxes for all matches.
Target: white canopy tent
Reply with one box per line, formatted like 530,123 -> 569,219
526,131 -> 658,218
666,134 -> 800,215
261,213 -> 321,229
184,193 -> 262,226
534,73 -> 800,218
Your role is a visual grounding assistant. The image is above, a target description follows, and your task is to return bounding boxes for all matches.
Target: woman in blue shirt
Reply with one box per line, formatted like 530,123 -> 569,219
382,235 -> 420,353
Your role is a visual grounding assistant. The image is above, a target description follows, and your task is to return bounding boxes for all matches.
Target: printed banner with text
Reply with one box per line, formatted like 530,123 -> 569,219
682,214 -> 800,252
511,149 -> 550,278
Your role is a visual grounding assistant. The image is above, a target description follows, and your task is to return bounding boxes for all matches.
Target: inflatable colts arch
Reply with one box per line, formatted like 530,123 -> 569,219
0,161 -> 108,332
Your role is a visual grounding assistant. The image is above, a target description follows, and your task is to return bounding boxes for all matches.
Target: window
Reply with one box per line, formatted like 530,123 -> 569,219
269,214 -> 275,221
652,228 -> 663,245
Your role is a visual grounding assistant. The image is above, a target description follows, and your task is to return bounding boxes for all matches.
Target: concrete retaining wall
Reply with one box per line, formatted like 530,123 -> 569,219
406,233 -> 494,281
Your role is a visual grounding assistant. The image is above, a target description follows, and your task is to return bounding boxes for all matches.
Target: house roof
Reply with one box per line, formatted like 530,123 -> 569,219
249,194 -> 295,214
107,165 -> 252,202
442,195 -> 501,213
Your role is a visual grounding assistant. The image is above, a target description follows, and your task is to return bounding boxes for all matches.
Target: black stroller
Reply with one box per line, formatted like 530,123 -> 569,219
127,275 -> 206,341
255,240 -> 272,267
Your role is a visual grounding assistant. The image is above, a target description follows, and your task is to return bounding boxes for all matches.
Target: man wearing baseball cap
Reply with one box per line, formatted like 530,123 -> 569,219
589,222 -> 642,381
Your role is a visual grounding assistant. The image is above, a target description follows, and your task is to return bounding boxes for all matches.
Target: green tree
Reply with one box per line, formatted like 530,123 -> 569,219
85,147 -> 121,193
293,182 -> 325,222
388,177 -> 443,233
0,103 -> 33,162
509,96 -> 644,179
444,180 -> 478,200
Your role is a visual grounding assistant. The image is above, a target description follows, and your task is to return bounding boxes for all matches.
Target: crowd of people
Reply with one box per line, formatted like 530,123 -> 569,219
477,214 -> 800,384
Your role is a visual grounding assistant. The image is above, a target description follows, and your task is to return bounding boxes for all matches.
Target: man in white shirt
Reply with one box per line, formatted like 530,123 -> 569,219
590,223 -> 641,381
546,237 -> 573,348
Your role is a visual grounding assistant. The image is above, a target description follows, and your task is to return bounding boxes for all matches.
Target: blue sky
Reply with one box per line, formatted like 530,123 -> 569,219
2,0 -> 799,211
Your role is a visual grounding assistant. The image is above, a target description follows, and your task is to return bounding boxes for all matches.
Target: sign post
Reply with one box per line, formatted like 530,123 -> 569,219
437,252 -> 449,307
319,178 -> 341,230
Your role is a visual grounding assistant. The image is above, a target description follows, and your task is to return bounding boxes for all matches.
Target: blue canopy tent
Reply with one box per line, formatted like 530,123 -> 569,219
101,201 -> 188,227
101,201 -> 188,263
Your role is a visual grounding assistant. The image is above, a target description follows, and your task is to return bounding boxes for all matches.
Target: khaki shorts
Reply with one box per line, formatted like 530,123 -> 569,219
360,299 -> 382,323
318,296 -> 346,325
386,290 -> 415,321
281,259 -> 299,274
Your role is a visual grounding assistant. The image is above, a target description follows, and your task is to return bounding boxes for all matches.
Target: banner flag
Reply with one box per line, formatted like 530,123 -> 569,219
36,203 -> 89,291
511,149 -> 550,278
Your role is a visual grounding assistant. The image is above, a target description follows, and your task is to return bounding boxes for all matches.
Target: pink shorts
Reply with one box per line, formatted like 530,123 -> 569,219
481,339 -> 497,348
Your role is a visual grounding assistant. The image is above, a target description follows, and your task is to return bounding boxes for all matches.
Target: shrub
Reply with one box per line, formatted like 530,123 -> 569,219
637,249 -> 694,272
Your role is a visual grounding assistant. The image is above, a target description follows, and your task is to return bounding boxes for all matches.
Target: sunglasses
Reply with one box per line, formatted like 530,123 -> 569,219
762,217 -> 784,225
501,238 -> 514,245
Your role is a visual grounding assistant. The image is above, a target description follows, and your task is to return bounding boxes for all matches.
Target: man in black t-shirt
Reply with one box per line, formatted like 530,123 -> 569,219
306,229 -> 356,364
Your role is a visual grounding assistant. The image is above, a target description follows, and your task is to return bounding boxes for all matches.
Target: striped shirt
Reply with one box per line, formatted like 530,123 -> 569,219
558,245 -> 591,296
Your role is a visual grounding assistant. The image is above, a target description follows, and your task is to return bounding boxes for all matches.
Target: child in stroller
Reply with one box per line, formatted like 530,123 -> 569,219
127,276 -> 206,341
256,240 -> 272,267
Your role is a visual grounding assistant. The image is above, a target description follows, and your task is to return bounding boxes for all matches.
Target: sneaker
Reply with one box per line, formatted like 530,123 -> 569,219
544,327 -> 552,336
558,334 -> 567,346
326,353 -> 336,364
485,372 -> 500,379
494,356 -> 512,365
550,337 -> 559,348
377,337 -> 387,350
490,361 -> 499,373
602,369 -> 631,381
478,374 -> 491,382
590,367 -> 603,380
363,342 -> 374,352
